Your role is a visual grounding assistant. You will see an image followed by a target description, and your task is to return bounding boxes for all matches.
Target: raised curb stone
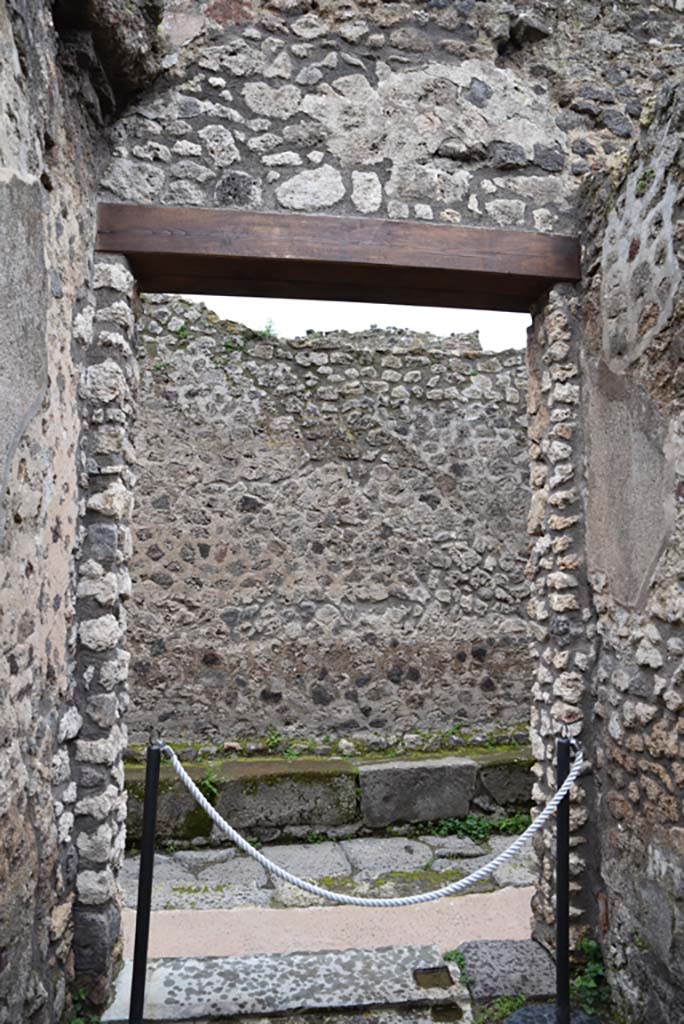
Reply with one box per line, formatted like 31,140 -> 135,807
215,767 -> 358,830
360,758 -> 478,827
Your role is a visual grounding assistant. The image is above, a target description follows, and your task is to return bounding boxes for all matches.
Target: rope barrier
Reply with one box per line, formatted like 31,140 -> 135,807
160,742 -> 585,909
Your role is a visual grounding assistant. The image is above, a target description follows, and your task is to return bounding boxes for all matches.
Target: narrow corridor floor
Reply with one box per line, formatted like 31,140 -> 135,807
121,831 -> 536,911
120,830 -> 535,959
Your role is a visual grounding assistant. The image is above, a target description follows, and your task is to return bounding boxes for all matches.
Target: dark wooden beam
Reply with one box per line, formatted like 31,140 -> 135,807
96,203 -> 580,312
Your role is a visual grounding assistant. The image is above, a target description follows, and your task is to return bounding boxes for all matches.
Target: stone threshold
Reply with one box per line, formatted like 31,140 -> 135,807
120,888 -> 534,958
102,945 -> 471,1022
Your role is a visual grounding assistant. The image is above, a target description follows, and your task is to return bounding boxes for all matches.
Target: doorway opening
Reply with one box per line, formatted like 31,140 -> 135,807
92,206 -> 581,1009
119,289 -> 537,959
127,292 -> 532,756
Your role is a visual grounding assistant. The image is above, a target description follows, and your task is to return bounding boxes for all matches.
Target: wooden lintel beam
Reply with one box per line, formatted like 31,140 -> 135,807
96,203 -> 581,312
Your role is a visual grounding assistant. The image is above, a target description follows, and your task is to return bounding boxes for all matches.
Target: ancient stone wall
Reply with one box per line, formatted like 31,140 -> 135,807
578,85 -> 684,1022
127,296 -> 530,749
101,0 -> 684,230
2,0 -> 684,1020
0,2 -> 159,1019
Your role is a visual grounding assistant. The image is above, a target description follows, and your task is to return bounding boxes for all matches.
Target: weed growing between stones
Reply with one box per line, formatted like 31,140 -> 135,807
68,988 -> 100,1024
124,723 -> 530,763
410,810 -> 531,844
473,994 -> 526,1022
304,831 -> 327,844
197,767 -> 220,803
443,949 -> 473,988
634,167 -> 655,197
264,727 -> 284,752
571,938 -> 611,1018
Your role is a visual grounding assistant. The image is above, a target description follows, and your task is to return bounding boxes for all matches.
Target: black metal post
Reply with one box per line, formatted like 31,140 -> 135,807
556,736 -> 571,1024
129,744 -> 162,1024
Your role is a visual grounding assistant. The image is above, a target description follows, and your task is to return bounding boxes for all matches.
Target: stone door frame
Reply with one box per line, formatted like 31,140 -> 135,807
76,210 -> 587,993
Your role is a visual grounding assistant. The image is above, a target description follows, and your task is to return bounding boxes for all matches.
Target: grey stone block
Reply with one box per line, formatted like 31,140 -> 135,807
102,946 -> 468,1021
360,758 -> 478,827
421,835 -> 484,857
126,781 -> 209,844
216,763 -> 358,830
479,759 -> 533,807
458,940 -> 555,1004
504,1009 -> 600,1024
126,760 -> 359,843
72,903 -> 121,975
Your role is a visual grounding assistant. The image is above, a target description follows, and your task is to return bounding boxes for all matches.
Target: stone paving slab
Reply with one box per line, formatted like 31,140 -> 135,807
159,1010 -> 467,1024
261,841 -> 352,879
194,859 -> 268,886
121,853 -> 195,890
492,857 -> 536,889
175,848 -> 237,868
271,880 -> 337,909
458,940 -> 556,1004
420,836 -> 484,857
340,838 -> 432,880
503,1008 -> 601,1024
226,1011 -> 450,1024
158,884 -> 273,913
102,946 -> 470,1022
121,853 -> 271,911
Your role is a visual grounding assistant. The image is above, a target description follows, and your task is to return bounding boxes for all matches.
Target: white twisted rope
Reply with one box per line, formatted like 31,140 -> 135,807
161,744 -> 584,909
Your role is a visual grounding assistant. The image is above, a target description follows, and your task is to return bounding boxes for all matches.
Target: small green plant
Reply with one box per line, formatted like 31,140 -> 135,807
495,810 -> 532,835
264,727 -> 283,752
474,994 -> 526,1023
571,937 -> 611,1016
412,811 -> 531,844
152,361 -> 170,372
635,167 -> 655,197
447,813 -> 492,843
305,831 -> 327,844
443,949 -> 472,988
176,324 -> 190,339
220,337 -> 248,357
259,319 -> 275,338
197,766 -> 219,803
68,987 -> 100,1024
